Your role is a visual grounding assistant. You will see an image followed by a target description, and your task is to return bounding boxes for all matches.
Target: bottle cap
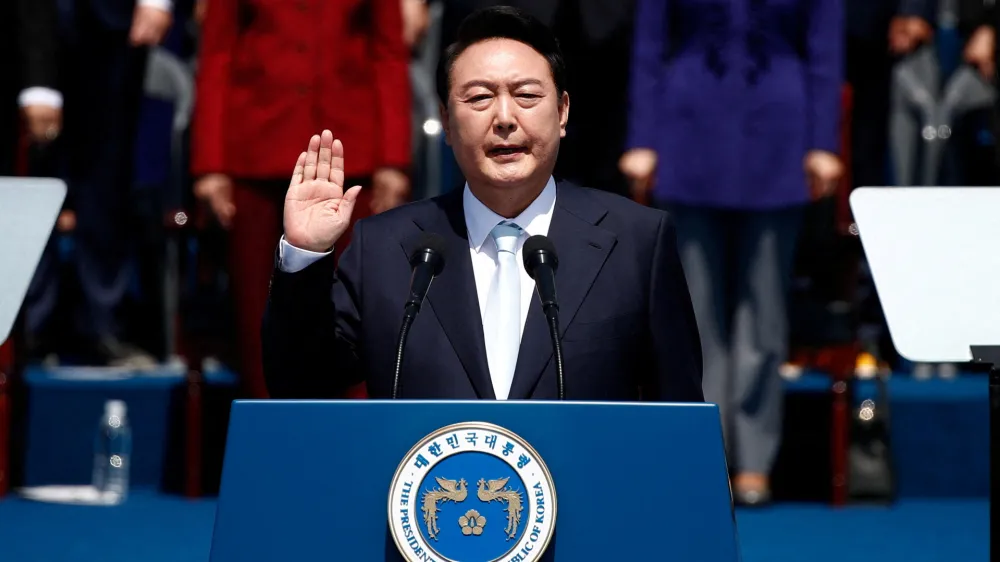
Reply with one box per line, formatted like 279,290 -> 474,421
105,400 -> 126,418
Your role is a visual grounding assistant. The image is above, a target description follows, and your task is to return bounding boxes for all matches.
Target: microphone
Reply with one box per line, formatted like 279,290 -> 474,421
522,235 -> 565,400
392,233 -> 447,399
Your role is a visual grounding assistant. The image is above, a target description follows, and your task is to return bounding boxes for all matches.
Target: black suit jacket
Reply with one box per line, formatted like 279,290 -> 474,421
65,0 -> 142,31
0,0 -> 59,175
262,181 -> 704,402
1,0 -> 59,95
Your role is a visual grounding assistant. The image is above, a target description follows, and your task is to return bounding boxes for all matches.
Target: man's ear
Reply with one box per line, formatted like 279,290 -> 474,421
439,102 -> 452,146
559,91 -> 570,138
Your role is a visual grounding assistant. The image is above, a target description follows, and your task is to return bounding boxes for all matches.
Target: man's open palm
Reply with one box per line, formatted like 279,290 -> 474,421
284,130 -> 362,252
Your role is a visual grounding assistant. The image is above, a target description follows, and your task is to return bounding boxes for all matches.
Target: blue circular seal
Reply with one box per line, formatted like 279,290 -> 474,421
388,422 -> 557,562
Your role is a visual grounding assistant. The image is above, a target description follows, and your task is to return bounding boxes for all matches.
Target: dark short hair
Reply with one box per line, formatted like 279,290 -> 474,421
435,6 -> 567,105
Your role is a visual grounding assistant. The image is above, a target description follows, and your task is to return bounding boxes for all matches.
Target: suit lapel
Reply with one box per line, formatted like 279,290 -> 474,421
407,191 -> 496,399
507,182 -> 617,399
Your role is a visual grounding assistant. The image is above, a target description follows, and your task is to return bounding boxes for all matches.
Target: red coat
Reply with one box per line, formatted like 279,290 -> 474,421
191,0 -> 412,180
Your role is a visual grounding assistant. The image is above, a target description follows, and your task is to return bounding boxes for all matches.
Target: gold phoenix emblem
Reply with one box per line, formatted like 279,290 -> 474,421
421,477 -> 468,540
459,509 -> 486,535
477,477 -> 524,540
420,476 -> 524,541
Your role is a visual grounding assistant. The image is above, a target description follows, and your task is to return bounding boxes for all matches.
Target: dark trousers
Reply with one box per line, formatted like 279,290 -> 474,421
24,5 -> 149,340
661,201 -> 803,473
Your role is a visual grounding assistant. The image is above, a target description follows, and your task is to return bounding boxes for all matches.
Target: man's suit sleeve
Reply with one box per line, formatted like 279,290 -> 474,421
648,212 -> 704,402
262,222 -> 366,398
17,0 -> 59,91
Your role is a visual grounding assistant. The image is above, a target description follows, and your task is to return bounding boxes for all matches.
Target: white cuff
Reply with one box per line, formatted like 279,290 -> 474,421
138,0 -> 173,12
278,235 -> 332,273
18,87 -> 63,109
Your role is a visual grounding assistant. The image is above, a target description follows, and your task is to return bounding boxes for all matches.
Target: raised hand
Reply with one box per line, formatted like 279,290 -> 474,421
284,130 -> 363,252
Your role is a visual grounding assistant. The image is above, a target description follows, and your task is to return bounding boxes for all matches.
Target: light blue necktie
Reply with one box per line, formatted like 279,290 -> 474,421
484,221 -> 523,399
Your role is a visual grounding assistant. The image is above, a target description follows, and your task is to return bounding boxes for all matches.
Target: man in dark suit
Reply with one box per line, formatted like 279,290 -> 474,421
262,6 -> 703,402
23,0 -> 174,366
1,0 -> 61,175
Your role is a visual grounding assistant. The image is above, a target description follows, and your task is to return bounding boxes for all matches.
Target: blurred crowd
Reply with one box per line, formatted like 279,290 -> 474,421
4,0 -> 999,501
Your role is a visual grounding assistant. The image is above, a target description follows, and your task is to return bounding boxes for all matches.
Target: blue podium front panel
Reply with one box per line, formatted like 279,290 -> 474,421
209,400 -> 739,561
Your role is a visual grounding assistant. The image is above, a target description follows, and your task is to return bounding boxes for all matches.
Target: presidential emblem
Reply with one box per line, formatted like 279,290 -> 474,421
388,422 -> 557,562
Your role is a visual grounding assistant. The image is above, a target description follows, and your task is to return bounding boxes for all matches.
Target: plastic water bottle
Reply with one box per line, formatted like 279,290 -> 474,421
92,399 -> 131,504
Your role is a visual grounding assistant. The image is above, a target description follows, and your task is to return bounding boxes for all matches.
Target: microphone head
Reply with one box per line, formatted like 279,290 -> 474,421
409,232 -> 447,275
522,235 -> 558,278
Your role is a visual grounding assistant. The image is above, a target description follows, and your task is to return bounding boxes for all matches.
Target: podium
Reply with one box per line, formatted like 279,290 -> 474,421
208,400 -> 740,561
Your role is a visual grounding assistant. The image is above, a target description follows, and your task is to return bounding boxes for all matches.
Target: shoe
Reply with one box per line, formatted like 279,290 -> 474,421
734,486 -> 772,507
732,473 -> 772,507
855,352 -> 878,379
81,336 -> 158,370
23,332 -> 61,367
937,363 -> 958,379
779,361 -> 803,380
912,363 -> 933,380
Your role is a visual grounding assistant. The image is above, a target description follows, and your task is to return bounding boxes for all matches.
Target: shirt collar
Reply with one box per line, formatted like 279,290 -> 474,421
464,176 -> 557,253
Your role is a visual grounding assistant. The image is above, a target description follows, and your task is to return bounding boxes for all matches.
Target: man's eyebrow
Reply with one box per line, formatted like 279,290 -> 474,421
457,78 -> 545,91
458,79 -> 496,91
510,78 -> 543,88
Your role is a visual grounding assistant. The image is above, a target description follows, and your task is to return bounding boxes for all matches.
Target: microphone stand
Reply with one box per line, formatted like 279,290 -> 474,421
391,305 -> 419,399
390,237 -> 445,399
524,236 -> 565,400
970,345 -> 999,562
543,306 -> 565,400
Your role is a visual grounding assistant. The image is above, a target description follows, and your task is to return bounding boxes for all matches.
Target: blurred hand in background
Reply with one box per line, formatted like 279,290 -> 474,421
619,148 -> 657,204
22,104 -> 61,143
130,4 -> 172,46
194,173 -> 235,228
402,0 -> 430,51
805,150 -> 844,200
371,167 -> 410,214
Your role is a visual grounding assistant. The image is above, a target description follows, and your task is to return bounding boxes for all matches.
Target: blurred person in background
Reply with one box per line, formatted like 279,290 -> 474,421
845,0 -> 931,378
847,0 -> 996,378
621,0 -> 844,505
22,0 -> 175,367
956,0 -> 995,82
191,0 -> 412,399
1,0 -> 61,176
436,0 -> 637,196
403,0 -> 433,52
957,0 -> 997,170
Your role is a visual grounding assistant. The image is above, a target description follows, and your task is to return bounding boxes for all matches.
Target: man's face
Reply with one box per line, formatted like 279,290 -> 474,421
443,38 -> 569,192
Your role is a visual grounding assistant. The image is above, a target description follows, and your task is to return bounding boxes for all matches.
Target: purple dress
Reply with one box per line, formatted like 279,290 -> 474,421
626,0 -> 844,210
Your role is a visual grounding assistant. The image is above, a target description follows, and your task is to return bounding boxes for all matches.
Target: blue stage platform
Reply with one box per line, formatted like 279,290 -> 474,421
0,492 -> 986,561
3,367 -> 990,560
20,363 -> 238,492
16,365 -> 990,498
785,371 -> 989,498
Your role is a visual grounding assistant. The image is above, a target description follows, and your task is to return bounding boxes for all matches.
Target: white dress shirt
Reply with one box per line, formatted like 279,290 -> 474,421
278,175 -> 557,354
462,176 -> 555,340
